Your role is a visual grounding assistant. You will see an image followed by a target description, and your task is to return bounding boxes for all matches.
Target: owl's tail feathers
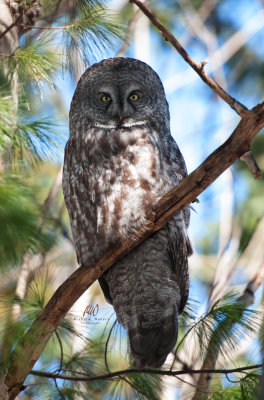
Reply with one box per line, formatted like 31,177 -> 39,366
128,311 -> 178,368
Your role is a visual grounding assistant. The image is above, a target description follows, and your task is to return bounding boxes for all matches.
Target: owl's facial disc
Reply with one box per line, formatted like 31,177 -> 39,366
86,80 -> 157,128
70,58 -> 170,134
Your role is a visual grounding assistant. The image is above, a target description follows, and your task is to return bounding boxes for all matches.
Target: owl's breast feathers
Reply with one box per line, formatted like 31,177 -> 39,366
63,124 -> 190,267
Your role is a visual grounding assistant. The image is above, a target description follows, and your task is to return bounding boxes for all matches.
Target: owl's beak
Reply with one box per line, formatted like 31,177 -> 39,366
119,115 -> 124,122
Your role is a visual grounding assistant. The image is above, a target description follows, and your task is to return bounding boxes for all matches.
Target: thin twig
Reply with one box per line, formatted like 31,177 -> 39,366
55,331 -> 64,372
16,19 -> 93,31
53,378 -> 66,400
170,309 -> 212,371
0,21 -> 17,41
116,9 -> 142,57
123,375 -> 147,396
104,320 -> 117,373
29,363 -> 264,382
130,0 -> 248,116
0,53 -> 12,61
0,2 -> 42,41
54,331 -> 65,399
0,19 -> 92,42
103,320 -> 140,395
240,151 -> 262,179
175,375 -> 211,395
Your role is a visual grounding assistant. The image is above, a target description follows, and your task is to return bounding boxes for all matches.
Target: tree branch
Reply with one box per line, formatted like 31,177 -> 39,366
130,0 -> 248,116
29,363 -> 264,382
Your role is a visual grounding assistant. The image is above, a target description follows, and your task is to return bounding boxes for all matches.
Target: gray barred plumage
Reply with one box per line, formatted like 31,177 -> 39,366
62,57 -> 192,368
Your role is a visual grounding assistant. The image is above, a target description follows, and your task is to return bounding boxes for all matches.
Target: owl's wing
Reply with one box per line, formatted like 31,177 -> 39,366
164,135 -> 192,229
167,213 -> 191,313
62,138 -> 97,267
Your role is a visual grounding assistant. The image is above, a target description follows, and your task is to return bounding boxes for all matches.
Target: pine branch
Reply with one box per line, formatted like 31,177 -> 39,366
29,363 -> 263,382
192,265 -> 264,400
6,39 -> 60,86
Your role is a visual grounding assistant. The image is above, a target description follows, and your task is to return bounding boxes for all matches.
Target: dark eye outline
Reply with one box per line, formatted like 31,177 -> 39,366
100,94 -> 111,102
128,91 -> 143,102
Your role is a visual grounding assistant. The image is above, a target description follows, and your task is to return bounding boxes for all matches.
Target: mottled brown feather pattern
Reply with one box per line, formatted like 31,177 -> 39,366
62,57 -> 192,368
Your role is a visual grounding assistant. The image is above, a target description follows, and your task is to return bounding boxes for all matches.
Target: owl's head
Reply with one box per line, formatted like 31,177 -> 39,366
70,57 -> 170,131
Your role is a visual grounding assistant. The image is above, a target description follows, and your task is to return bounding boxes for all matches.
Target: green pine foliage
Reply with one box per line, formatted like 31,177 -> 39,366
194,292 -> 259,362
210,373 -> 259,400
0,0 -> 123,168
62,1 -> 124,70
0,177 -> 52,269
0,97 -> 60,165
128,373 -> 163,400
176,292 -> 259,361
7,37 -> 60,85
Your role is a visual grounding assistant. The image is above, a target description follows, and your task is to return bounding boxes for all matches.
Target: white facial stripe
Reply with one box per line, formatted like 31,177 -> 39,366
92,121 -> 147,129
123,121 -> 147,128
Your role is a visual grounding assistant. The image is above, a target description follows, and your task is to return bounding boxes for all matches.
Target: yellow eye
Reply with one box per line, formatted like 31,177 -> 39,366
129,93 -> 139,101
101,95 -> 111,102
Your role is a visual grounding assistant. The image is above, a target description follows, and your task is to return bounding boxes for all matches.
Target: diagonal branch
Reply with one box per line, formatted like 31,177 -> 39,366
4,100 -> 264,399
130,0 -> 248,116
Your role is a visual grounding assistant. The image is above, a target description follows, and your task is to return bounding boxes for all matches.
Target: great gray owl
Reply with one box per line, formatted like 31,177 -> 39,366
62,57 -> 192,368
